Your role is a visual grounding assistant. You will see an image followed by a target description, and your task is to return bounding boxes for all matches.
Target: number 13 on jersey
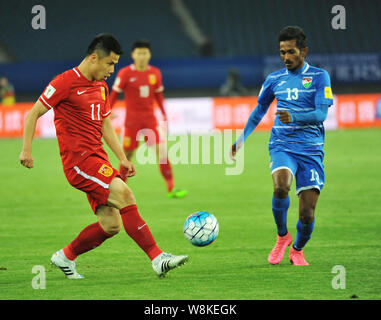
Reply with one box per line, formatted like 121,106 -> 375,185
286,88 -> 298,100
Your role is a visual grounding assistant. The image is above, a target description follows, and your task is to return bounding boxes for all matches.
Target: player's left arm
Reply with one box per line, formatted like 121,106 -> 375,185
277,70 -> 333,124
276,104 -> 329,124
102,117 -> 136,177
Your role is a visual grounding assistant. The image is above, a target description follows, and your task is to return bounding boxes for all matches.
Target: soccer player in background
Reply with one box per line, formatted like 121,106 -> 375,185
19,34 -> 188,279
109,40 -> 187,199
231,26 -> 333,265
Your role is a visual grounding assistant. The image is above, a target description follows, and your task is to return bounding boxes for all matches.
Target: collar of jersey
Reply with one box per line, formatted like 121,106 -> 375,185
288,62 -> 309,75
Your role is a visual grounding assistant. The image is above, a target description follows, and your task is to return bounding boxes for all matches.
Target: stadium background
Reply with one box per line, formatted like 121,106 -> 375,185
1,0 -> 381,301
1,0 -> 381,137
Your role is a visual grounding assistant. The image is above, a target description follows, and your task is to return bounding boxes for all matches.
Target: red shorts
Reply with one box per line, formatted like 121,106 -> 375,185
123,121 -> 160,150
64,155 -> 121,213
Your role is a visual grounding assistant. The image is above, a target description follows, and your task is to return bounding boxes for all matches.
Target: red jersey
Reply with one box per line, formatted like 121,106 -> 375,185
110,64 -> 164,125
39,67 -> 111,170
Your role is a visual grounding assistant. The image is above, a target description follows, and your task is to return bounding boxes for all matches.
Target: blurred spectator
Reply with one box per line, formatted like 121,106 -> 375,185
220,68 -> 248,96
0,77 -> 15,105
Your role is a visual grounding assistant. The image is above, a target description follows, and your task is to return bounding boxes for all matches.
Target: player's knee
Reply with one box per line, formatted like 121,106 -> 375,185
112,185 -> 136,208
97,207 -> 122,235
121,185 -> 136,204
274,186 -> 290,198
104,223 -> 122,235
108,178 -> 136,209
299,208 -> 314,224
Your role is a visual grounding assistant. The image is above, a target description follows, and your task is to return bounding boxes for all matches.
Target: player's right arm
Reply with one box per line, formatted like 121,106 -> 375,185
230,102 -> 270,161
20,73 -> 68,168
231,75 -> 274,161
19,100 -> 49,168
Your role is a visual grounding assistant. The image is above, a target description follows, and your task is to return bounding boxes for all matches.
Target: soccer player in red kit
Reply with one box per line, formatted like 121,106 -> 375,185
109,40 -> 187,199
19,34 -> 188,279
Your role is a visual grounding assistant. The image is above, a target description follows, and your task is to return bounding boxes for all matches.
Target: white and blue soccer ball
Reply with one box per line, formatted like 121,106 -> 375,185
183,211 -> 219,246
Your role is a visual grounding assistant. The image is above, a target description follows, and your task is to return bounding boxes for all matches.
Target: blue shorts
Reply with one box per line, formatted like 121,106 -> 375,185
269,150 -> 325,195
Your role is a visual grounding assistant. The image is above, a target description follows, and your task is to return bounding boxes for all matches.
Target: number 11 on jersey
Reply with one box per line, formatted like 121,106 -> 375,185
90,103 -> 101,120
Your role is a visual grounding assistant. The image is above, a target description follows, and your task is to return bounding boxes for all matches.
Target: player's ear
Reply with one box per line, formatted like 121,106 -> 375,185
88,52 -> 98,64
302,47 -> 308,58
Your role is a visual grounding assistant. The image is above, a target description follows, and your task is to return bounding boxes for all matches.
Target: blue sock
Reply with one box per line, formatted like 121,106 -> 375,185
293,219 -> 315,250
272,195 -> 289,236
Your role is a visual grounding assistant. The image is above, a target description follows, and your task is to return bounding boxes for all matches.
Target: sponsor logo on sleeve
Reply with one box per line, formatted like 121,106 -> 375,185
324,86 -> 333,99
44,85 -> 56,99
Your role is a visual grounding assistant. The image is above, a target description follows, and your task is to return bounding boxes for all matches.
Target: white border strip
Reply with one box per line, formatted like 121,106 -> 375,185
301,63 -> 310,74
271,166 -> 294,177
296,185 -> 321,195
39,96 -> 53,109
72,68 -> 81,78
73,166 -> 109,189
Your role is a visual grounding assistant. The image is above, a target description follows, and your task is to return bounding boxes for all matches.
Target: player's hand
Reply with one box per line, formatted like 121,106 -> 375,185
230,144 -> 237,162
230,140 -> 244,162
19,150 -> 34,169
230,142 -> 242,162
120,159 -> 136,177
275,110 -> 292,123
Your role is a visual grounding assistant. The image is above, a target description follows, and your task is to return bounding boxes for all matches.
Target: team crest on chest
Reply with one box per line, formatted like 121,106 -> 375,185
98,164 -> 113,177
148,74 -> 157,85
302,77 -> 313,89
100,86 -> 106,100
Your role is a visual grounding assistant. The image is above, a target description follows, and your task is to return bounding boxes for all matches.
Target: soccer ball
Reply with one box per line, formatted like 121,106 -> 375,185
183,211 -> 219,246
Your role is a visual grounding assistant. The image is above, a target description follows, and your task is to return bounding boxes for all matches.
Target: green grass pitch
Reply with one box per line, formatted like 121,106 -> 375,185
0,128 -> 380,300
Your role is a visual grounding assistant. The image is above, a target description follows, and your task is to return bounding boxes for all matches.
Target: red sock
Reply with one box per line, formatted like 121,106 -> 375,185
63,222 -> 113,261
159,162 -> 174,192
120,204 -> 163,261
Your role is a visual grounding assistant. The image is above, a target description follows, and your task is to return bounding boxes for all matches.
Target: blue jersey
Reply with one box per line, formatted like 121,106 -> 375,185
258,62 -> 334,156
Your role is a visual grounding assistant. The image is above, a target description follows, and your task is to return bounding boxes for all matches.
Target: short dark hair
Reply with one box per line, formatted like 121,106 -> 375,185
131,39 -> 151,51
278,26 -> 307,51
86,33 -> 123,58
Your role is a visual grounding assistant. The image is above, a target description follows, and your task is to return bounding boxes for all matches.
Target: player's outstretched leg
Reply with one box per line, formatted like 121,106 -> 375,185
289,189 -> 318,266
268,232 -> 293,265
51,249 -> 84,279
51,207 -> 120,278
268,169 -> 293,264
289,219 -> 314,266
152,253 -> 189,278
107,177 -> 189,276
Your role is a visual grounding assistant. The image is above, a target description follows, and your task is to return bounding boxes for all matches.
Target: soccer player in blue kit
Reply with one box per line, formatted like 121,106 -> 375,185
231,26 -> 334,265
